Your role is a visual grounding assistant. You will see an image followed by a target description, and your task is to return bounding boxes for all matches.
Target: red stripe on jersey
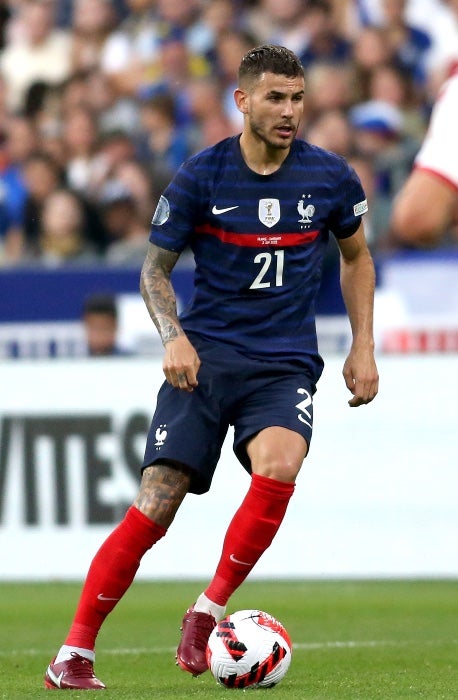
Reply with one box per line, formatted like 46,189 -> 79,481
195,224 -> 319,247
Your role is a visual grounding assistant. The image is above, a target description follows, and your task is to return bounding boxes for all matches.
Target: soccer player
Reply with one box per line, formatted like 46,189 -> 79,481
390,69 -> 458,246
45,45 -> 379,690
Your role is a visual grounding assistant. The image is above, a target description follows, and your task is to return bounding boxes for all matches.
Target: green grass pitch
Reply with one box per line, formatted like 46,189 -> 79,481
0,579 -> 456,699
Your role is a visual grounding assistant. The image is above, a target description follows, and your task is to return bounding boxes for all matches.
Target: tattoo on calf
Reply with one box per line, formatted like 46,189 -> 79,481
134,464 -> 190,528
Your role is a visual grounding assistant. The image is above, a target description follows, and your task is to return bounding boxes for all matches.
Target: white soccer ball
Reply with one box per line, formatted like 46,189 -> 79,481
206,609 -> 292,689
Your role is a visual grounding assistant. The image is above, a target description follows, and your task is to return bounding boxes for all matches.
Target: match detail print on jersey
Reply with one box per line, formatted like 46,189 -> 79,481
195,223 -> 320,247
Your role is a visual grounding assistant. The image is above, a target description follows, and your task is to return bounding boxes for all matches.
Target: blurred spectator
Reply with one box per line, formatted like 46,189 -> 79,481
84,68 -> 142,137
304,62 -> 356,118
351,24 -> 395,101
245,0 -> 309,55
299,0 -> 352,69
0,113 -> 38,263
30,188 -> 99,266
367,62 -> 426,139
61,104 -> 108,197
17,150 -> 63,257
183,75 -> 229,150
155,0 -> 201,37
304,109 -> 354,157
139,27 -> 210,104
349,99 -> 420,243
112,157 -> 157,225
55,0 -> 129,28
377,0 -> 432,87
99,0 -> 161,99
99,179 -> 149,266
0,0 -> 72,112
199,110 -> 235,149
138,92 -> 191,187
96,129 -> 137,178
59,68 -> 139,142
189,0 -> 240,64
350,99 -> 405,156
82,292 -> 131,356
70,0 -> 118,73
20,149 -> 107,257
327,0 -> 367,41
59,70 -> 92,113
211,29 -> 258,132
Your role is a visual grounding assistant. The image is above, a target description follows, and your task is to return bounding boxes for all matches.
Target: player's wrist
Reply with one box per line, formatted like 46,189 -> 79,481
161,327 -> 186,346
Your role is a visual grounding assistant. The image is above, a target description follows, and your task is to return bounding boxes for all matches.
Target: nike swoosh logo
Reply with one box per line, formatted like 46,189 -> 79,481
212,205 -> 239,215
229,553 -> 253,566
47,666 -> 64,688
97,593 -> 120,601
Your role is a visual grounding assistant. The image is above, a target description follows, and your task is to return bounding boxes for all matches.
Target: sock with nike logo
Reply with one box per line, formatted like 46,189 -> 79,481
204,473 -> 294,605
64,506 -> 166,651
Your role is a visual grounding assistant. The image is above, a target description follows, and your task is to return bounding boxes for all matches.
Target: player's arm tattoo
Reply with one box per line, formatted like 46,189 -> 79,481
140,242 -> 183,345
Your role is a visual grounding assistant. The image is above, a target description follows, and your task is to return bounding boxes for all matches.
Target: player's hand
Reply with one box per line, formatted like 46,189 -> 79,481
342,345 -> 379,407
163,335 -> 201,392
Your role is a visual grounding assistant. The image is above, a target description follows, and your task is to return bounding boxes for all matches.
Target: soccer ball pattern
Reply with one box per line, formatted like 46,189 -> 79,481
206,609 -> 292,689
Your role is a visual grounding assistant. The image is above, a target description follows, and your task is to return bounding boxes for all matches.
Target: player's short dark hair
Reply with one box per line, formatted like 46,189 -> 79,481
238,45 -> 304,86
83,293 -> 118,320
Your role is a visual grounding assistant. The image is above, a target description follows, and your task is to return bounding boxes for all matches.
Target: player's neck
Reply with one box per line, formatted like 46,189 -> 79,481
239,133 -> 290,175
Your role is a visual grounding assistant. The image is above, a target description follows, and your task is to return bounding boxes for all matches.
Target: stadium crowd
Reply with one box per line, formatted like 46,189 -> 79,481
0,0 -> 457,269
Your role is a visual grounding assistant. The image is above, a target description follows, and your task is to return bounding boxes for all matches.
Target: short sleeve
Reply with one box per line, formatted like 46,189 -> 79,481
328,160 -> 368,239
149,163 -> 201,253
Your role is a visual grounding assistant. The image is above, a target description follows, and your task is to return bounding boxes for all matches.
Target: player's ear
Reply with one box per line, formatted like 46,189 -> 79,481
234,88 -> 249,114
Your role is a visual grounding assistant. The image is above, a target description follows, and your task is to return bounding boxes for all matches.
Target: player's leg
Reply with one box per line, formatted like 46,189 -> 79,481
177,372 -> 313,676
177,428 -> 307,676
203,426 -> 306,604
45,368 -> 223,690
45,463 -> 190,690
212,425 -> 306,569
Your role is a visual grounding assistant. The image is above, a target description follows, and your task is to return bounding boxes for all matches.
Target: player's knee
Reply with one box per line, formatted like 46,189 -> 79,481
253,454 -> 302,482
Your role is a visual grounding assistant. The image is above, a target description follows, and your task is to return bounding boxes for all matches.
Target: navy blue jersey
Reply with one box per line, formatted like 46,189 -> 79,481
150,135 -> 367,382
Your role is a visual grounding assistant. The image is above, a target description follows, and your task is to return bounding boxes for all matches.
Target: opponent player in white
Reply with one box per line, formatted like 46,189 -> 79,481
390,70 -> 458,245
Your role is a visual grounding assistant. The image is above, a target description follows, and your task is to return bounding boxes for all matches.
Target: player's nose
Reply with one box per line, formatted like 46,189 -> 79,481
281,100 -> 294,117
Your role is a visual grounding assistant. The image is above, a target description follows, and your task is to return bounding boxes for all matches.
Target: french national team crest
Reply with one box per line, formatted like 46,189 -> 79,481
258,199 -> 280,228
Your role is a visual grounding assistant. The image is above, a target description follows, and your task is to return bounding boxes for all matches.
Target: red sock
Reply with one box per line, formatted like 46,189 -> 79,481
65,506 -> 166,650
205,474 -> 295,606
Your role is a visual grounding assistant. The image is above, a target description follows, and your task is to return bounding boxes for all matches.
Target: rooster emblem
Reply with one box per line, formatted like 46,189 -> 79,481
154,425 -> 167,447
297,199 -> 315,224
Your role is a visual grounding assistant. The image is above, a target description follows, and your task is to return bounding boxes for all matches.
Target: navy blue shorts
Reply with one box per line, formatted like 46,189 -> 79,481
143,336 -> 317,494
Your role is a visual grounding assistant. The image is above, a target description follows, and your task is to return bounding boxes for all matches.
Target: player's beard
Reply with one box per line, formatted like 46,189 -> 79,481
248,115 -> 298,150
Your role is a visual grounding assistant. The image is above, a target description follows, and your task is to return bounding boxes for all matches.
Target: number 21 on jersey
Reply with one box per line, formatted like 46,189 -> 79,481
249,250 -> 285,289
